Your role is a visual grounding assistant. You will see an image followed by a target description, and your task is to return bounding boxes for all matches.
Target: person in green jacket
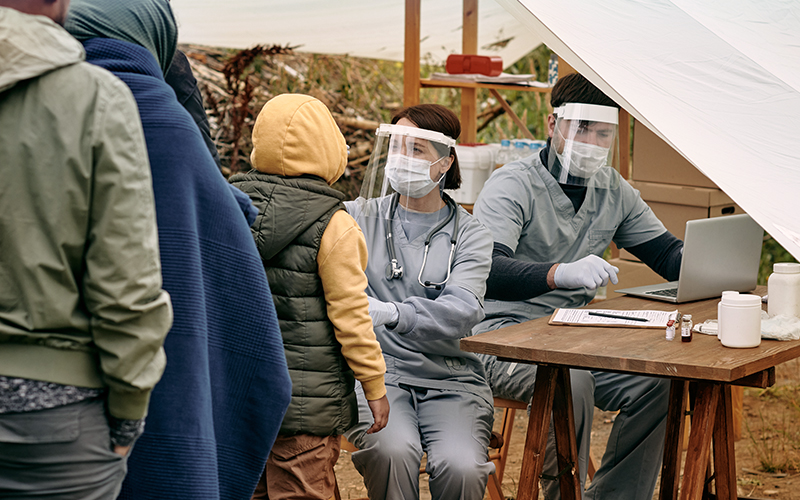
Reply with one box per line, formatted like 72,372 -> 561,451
0,1 -> 173,498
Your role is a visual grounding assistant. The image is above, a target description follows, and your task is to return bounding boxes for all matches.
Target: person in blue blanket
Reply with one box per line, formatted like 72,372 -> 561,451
65,1 -> 292,499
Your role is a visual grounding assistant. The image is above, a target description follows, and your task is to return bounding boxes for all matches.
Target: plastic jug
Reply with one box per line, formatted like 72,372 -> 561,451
719,293 -> 762,348
768,262 -> 800,318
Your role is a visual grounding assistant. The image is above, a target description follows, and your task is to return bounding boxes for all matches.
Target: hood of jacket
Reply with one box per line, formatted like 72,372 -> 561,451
249,94 -> 347,185
0,7 -> 85,93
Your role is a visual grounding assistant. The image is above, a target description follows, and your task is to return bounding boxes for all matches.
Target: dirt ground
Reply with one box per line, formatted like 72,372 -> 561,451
333,359 -> 800,499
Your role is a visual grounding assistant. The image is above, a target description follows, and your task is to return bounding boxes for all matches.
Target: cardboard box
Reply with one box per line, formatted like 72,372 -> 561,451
632,120 -> 718,188
602,258 -> 667,300
619,181 -> 744,261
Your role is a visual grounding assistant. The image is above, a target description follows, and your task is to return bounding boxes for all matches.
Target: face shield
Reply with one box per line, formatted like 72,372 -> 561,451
358,124 -> 456,217
547,103 -> 619,187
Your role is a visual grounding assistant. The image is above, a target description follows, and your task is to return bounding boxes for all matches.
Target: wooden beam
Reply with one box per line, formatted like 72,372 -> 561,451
660,379 -> 688,500
517,365 -> 558,500
403,0 -> 421,107
489,89 -> 534,140
712,385 -> 737,500
680,382 -> 719,500
552,368 -> 582,500
460,0 -> 478,143
618,108 -> 631,179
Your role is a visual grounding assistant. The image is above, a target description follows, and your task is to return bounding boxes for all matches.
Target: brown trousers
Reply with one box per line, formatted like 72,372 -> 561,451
252,434 -> 341,500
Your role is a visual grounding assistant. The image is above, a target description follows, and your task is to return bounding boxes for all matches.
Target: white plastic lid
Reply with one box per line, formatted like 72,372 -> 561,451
721,290 -> 739,297
773,262 -> 800,274
722,293 -> 762,306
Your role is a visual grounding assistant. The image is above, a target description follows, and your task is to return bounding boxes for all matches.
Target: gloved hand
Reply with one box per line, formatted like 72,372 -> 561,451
367,296 -> 399,328
553,255 -> 619,290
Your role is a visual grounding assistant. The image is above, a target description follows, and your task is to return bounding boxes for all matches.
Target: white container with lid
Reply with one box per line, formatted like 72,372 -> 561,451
450,144 -> 496,204
768,262 -> 800,318
719,293 -> 762,348
717,291 -> 739,343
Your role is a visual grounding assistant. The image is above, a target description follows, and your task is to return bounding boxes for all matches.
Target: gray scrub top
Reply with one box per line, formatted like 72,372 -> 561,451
346,196 -> 494,404
473,153 -> 666,330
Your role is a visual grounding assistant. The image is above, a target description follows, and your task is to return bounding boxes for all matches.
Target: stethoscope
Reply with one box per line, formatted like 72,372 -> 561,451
384,192 -> 459,290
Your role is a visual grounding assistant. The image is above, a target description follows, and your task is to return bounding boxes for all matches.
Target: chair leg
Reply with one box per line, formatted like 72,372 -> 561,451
496,407 -> 516,483
588,455 -> 597,481
486,471 -> 505,500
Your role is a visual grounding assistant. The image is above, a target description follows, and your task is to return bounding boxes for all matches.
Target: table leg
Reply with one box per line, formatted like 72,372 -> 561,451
517,365 -> 558,500
680,382 -> 720,500
660,380 -> 689,500
712,385 -> 737,500
552,367 -> 582,500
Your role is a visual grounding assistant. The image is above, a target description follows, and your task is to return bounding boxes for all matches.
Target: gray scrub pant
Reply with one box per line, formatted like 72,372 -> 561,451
0,398 -> 127,500
482,354 -> 669,500
345,383 -> 495,500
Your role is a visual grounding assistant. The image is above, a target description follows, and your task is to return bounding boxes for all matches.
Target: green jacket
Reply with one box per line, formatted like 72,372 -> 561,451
0,8 -> 172,421
231,172 -> 358,436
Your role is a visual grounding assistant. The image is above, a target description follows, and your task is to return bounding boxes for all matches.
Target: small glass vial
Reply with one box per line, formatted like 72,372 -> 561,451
681,314 -> 693,342
665,319 -> 676,341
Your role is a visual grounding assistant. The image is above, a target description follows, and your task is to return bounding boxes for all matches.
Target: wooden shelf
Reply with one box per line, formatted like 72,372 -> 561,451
420,78 -> 552,94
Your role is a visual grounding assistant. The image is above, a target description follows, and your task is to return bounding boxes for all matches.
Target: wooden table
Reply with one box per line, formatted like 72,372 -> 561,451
461,287 -> 800,500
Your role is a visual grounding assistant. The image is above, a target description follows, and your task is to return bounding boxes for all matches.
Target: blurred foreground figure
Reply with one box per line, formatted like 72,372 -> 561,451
65,1 -> 292,499
0,1 -> 173,498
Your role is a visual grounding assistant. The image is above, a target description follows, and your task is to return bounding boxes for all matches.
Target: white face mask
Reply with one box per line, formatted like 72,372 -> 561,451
555,138 -> 610,179
385,154 -> 443,198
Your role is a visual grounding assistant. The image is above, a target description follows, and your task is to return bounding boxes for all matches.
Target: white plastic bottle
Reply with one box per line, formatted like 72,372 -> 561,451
720,294 -> 762,348
717,291 -> 739,343
512,140 -> 527,161
768,262 -> 800,318
495,139 -> 512,170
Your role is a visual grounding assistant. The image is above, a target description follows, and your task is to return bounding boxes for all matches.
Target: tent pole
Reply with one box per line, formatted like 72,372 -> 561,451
403,0 -> 421,107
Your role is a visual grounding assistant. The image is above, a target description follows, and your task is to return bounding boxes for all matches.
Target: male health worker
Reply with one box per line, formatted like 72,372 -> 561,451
473,73 -> 683,500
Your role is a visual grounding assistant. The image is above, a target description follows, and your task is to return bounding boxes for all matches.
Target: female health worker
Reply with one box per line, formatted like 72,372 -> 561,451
344,104 -> 495,500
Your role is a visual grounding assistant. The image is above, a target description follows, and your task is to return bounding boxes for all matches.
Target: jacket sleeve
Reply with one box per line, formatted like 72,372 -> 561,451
318,210 -> 387,401
82,76 -> 173,421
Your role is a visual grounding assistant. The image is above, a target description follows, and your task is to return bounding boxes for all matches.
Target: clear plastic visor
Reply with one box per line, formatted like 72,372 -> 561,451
357,124 -> 456,220
548,103 -> 619,187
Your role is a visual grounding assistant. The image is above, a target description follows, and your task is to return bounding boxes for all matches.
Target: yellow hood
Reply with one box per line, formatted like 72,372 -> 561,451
250,94 -> 347,185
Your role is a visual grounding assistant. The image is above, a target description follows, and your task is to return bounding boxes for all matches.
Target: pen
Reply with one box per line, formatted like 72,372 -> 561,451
588,311 -> 649,322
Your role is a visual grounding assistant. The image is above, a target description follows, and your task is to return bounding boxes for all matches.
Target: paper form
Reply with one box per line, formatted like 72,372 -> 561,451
550,308 -> 679,328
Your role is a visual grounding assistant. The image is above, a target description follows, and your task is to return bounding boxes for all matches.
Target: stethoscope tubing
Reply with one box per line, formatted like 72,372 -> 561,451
384,192 -> 459,290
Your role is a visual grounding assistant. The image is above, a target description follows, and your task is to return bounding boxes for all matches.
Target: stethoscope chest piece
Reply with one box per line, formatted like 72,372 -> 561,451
386,259 -> 403,281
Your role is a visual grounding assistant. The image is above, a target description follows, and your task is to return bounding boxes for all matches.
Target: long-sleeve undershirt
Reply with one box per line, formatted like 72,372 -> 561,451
484,145 -> 683,302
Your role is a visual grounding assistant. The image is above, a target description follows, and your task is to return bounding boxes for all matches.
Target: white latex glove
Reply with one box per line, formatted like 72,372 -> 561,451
553,255 -> 619,290
367,296 -> 399,328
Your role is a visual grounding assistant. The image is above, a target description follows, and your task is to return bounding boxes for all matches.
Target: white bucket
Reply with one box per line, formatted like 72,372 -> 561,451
450,144 -> 497,204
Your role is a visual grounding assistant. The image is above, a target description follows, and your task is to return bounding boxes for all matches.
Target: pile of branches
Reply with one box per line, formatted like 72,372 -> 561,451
183,43 -> 404,200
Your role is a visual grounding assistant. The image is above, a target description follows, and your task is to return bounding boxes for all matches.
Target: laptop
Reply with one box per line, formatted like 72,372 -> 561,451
614,214 -> 763,303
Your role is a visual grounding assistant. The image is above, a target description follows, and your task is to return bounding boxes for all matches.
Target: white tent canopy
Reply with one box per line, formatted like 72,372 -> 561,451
170,0 -> 542,67
498,0 -> 800,260
170,0 -> 800,260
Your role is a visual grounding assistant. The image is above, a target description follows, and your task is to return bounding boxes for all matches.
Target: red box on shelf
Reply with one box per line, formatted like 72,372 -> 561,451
446,54 -> 502,77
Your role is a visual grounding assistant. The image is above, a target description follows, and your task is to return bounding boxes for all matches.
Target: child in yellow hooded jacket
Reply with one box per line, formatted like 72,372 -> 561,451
230,94 -> 388,500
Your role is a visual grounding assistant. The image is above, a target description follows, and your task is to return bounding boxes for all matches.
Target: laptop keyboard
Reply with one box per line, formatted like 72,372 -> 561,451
644,287 -> 678,298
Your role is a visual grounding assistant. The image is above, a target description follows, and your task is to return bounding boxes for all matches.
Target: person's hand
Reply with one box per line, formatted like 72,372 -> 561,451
113,445 -> 131,457
367,296 -> 399,328
553,255 -> 619,290
366,395 -> 390,434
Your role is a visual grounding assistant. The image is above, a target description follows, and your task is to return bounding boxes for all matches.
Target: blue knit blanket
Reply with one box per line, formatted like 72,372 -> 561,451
83,38 -> 291,500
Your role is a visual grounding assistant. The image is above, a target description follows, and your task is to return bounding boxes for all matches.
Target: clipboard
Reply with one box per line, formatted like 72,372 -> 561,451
549,308 -> 678,329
